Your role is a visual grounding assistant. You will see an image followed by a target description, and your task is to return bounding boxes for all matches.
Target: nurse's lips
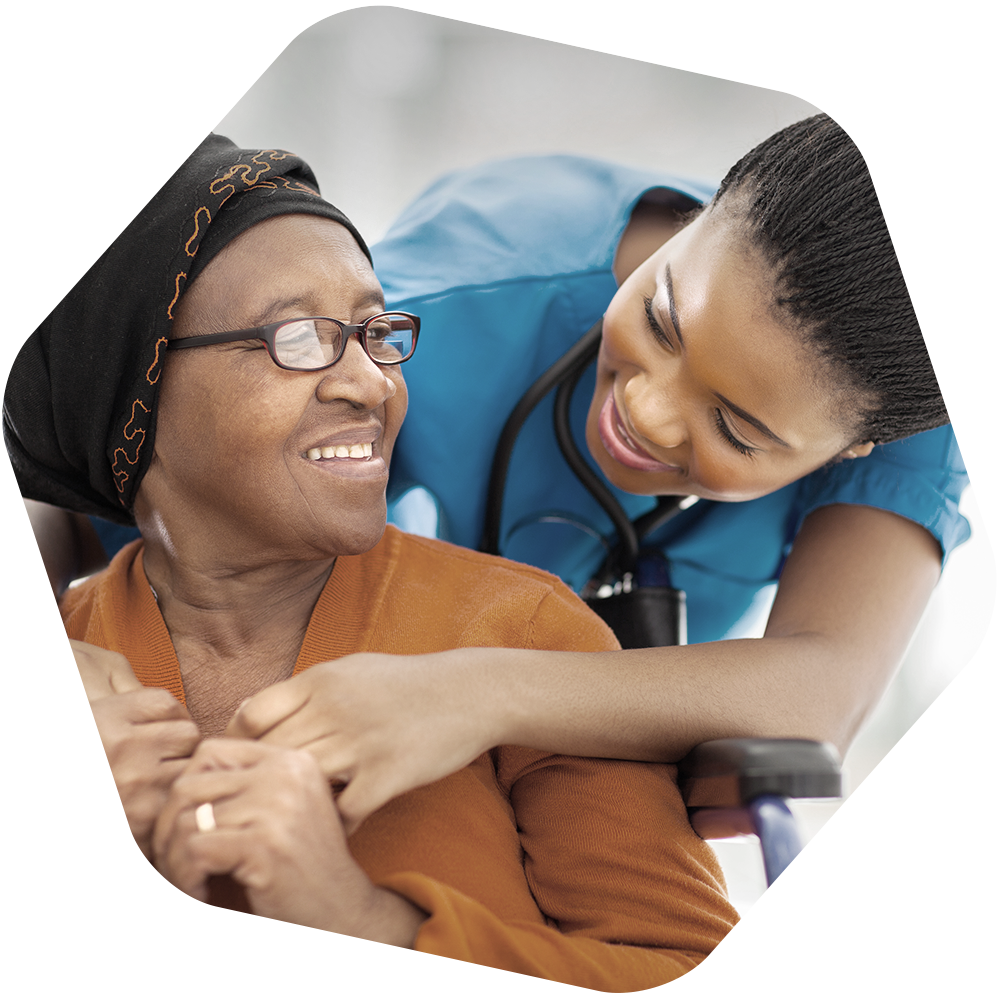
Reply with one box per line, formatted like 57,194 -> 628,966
597,392 -> 680,474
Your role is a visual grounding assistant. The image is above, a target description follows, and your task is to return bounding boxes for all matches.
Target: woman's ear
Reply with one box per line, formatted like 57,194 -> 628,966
839,441 -> 875,460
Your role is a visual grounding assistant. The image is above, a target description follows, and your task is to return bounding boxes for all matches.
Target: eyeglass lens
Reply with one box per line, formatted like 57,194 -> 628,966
274,315 -> 416,370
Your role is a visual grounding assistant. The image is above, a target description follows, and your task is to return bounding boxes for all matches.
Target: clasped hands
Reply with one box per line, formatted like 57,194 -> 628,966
71,639 -> 454,945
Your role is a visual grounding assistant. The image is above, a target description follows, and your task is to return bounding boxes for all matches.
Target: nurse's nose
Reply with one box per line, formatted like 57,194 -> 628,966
624,372 -> 686,452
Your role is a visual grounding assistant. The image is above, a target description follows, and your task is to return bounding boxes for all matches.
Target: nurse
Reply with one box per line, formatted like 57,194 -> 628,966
28,115 -> 968,833
224,113 -> 966,831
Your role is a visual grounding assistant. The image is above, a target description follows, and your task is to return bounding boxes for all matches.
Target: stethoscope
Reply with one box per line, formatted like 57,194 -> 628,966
480,319 -> 704,647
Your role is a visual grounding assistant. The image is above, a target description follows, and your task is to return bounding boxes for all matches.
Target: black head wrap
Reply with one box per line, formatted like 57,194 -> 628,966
3,134 -> 371,525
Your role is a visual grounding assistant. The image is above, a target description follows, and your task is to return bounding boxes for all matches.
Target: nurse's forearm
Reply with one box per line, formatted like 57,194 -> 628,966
481,635 -> 862,763
489,504 -> 942,760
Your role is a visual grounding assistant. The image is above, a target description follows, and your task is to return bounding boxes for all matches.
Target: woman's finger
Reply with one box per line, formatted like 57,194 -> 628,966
134,718 -> 202,761
158,824 -> 255,900
168,768 -> 255,815
94,686 -> 192,725
184,736 -> 275,771
335,771 -> 405,836
156,745 -> 342,889
162,746 -> 274,819
152,746 -> 257,860
70,639 -> 143,698
296,735 -> 357,785
249,709 -> 334,753
90,702 -> 201,782
156,742 -> 331,855
225,678 -> 312,741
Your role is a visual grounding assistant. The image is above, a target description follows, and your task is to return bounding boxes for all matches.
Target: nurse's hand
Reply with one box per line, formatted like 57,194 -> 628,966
225,651 -> 501,833
73,639 -> 201,859
153,740 -> 426,944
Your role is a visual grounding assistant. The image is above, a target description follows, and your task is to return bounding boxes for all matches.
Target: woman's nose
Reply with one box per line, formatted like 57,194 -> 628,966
316,335 -> 397,409
624,373 -> 686,451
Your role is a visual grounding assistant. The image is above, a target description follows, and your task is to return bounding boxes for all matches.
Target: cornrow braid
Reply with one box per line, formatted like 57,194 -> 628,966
711,113 -> 947,444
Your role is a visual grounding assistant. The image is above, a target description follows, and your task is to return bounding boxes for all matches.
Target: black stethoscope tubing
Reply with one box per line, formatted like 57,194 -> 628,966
481,319 -> 688,583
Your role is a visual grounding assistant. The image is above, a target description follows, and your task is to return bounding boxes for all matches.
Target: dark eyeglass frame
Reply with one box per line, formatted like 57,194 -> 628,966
166,311 -> 421,371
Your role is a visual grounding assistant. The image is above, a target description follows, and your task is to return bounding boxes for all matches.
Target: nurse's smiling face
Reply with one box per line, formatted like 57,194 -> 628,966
587,208 -> 874,502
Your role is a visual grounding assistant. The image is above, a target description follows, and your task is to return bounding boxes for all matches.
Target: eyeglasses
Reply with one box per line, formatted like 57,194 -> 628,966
167,312 -> 420,371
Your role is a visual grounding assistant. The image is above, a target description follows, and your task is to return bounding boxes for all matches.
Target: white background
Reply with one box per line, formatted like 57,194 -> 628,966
211,7 -> 995,911
2,2 -> 996,996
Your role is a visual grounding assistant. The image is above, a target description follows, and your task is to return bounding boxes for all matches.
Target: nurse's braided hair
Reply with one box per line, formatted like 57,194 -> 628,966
710,113 -> 947,444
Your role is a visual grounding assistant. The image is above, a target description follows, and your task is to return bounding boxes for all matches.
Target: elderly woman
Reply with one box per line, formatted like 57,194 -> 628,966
4,136 -> 738,990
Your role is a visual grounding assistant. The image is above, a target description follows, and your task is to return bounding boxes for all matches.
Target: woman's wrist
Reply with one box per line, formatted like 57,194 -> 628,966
341,885 -> 427,948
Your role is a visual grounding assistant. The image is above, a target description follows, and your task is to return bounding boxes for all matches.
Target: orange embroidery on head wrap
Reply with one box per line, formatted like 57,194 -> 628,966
243,180 -> 278,194
184,206 -> 212,257
146,337 -> 169,384
276,177 -> 320,196
210,155 -> 274,200
112,399 -> 151,495
167,272 -> 186,320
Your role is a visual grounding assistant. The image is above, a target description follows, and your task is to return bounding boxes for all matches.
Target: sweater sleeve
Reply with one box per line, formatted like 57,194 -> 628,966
377,752 -> 737,991
374,582 -> 737,990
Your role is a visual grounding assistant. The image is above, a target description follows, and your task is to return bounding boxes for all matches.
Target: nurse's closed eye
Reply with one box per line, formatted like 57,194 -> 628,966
714,410 -> 757,458
643,296 -> 672,349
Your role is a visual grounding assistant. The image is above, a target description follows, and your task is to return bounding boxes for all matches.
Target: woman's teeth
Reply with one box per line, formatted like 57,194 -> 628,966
307,442 -> 373,461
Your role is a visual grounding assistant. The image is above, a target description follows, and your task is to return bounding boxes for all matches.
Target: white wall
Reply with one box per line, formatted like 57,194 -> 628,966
216,7 -> 819,240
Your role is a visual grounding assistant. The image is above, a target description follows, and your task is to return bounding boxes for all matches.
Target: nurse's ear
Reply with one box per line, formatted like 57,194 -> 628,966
838,441 -> 875,460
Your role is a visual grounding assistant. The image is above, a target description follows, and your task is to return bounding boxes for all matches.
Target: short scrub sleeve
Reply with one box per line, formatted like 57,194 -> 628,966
793,424 -> 970,564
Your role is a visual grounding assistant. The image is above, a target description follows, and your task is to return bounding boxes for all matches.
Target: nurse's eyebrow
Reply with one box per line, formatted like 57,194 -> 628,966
663,264 -> 684,346
715,392 -> 791,448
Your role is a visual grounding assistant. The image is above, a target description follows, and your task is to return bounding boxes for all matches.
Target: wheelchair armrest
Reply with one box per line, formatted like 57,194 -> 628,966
679,739 -> 842,883
678,737 -> 842,809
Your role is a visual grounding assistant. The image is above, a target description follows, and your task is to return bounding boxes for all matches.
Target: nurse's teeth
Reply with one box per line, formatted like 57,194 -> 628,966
307,448 -> 322,460
363,442 -> 373,458
335,445 -> 350,458
321,446 -> 336,459
349,444 -> 364,458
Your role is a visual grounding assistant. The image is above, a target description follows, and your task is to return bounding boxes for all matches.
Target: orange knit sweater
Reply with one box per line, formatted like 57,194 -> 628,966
62,526 -> 738,990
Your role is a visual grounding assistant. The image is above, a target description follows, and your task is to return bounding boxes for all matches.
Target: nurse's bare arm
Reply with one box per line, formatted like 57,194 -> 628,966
488,503 -> 941,759
230,503 -> 939,831
23,499 -> 107,596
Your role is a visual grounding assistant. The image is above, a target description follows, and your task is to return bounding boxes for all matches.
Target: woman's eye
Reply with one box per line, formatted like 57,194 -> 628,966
714,409 -> 757,458
643,296 -> 673,349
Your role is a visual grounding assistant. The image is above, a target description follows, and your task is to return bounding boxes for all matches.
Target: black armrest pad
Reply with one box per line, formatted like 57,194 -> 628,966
679,738 -> 842,808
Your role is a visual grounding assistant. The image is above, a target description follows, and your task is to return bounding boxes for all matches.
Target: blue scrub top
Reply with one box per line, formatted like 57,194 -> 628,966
372,155 -> 970,644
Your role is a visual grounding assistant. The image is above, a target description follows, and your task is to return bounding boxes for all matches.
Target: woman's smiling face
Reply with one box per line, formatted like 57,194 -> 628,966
587,208 -> 872,502
137,214 -> 407,563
